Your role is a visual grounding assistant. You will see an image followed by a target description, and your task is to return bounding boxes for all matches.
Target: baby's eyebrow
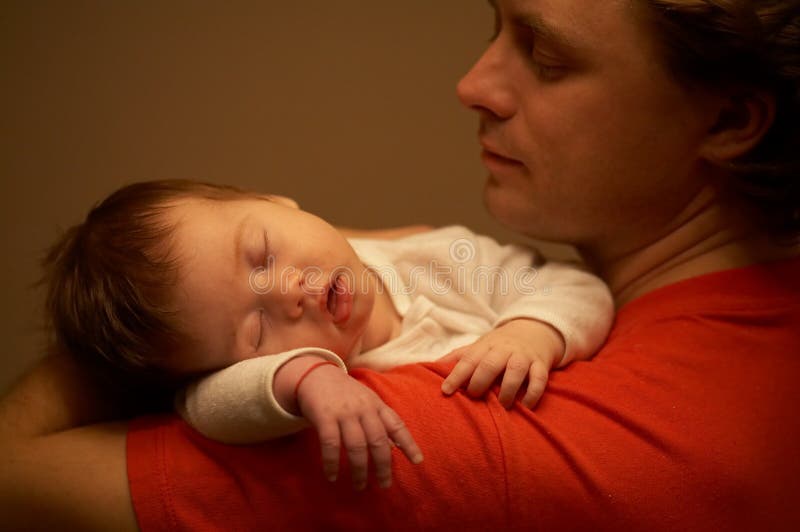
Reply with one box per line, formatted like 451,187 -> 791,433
233,214 -> 252,266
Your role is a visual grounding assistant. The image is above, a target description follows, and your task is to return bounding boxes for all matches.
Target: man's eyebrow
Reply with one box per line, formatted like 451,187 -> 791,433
487,0 -> 582,53
521,13 -> 582,51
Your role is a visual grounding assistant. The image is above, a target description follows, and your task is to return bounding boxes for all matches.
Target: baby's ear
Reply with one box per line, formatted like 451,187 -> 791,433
265,194 -> 300,210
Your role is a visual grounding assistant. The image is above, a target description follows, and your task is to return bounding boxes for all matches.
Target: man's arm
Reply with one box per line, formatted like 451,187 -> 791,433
0,355 -> 137,531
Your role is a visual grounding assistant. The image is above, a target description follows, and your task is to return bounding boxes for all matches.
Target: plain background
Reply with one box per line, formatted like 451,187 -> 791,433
0,1 -> 576,394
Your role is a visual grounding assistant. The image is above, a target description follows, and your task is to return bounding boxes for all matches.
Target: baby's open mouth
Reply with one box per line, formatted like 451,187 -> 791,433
326,278 -> 338,315
325,274 -> 352,325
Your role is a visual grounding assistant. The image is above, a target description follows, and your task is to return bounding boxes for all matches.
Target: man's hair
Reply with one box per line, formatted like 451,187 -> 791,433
640,0 -> 800,242
42,179 -> 256,390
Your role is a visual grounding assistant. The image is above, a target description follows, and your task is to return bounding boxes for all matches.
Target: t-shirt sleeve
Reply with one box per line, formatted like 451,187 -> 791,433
175,347 -> 346,444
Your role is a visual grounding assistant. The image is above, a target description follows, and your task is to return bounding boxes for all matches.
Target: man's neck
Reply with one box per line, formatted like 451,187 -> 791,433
580,187 -> 799,308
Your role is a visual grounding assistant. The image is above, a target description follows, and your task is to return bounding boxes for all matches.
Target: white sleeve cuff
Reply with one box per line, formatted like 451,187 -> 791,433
176,347 -> 347,444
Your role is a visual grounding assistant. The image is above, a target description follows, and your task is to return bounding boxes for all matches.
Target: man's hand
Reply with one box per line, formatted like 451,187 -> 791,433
294,363 -> 424,490
439,319 -> 566,409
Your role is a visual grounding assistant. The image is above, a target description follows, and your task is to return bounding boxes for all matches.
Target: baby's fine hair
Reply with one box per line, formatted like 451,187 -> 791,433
43,179 -> 258,389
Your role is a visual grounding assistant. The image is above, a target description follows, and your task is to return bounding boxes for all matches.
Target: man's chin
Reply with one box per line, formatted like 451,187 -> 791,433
483,186 -> 569,242
483,183 -> 535,232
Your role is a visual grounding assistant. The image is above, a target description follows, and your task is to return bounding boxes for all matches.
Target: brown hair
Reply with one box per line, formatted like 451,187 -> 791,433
641,0 -> 800,241
42,180 -> 256,392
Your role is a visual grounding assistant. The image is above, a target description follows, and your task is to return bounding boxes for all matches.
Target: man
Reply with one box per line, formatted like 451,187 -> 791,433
2,1 -> 798,529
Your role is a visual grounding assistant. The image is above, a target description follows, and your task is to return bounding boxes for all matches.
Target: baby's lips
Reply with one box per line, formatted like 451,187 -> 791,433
331,275 -> 352,325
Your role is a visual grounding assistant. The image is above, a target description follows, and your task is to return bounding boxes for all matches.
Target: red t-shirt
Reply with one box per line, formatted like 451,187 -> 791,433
128,258 -> 800,531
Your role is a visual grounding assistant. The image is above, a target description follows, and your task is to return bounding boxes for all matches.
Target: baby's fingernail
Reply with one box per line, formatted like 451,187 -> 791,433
413,453 -> 424,464
380,479 -> 392,489
441,383 -> 453,394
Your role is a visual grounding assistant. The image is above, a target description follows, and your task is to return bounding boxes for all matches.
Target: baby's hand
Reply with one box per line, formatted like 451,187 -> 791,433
439,319 -> 565,409
295,363 -> 424,490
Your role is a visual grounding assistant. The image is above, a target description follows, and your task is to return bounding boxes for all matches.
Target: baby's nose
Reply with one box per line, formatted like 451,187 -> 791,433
281,270 -> 305,320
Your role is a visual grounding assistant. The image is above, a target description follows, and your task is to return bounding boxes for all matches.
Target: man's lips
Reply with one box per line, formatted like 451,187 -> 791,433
479,139 -> 525,169
480,149 -> 526,174
323,274 -> 352,325
481,149 -> 523,165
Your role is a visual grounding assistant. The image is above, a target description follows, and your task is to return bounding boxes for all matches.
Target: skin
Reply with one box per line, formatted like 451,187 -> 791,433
1,0 -> 796,529
459,0 -> 793,306
164,196 -> 402,374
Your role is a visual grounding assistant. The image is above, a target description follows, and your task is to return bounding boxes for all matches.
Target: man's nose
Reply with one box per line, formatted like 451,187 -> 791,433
456,40 -> 516,121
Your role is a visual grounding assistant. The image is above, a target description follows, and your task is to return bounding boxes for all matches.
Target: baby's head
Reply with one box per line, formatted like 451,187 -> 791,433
43,180 -> 374,390
43,180 -> 260,388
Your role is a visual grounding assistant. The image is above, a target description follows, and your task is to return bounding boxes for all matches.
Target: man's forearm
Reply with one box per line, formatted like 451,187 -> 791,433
0,353 -> 138,531
0,353 -> 122,441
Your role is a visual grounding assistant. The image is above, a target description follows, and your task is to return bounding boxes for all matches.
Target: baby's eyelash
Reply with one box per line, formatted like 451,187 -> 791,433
262,232 -> 270,265
256,308 -> 266,348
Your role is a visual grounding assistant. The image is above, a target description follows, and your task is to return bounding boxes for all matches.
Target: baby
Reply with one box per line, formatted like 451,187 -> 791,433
44,179 -> 613,490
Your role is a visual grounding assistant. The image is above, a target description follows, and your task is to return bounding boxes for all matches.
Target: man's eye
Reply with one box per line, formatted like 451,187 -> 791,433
532,59 -> 567,81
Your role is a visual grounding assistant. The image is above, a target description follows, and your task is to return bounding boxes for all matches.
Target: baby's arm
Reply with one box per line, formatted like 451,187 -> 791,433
176,348 -> 422,489
489,259 -> 614,366
274,355 -> 423,489
442,255 -> 614,409
176,347 -> 345,443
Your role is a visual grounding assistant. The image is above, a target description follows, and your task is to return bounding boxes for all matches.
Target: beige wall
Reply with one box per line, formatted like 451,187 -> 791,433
0,1 -> 575,394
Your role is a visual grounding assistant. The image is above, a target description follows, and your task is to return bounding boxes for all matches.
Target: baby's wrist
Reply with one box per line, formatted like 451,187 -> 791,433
502,318 -> 567,366
273,355 -> 333,415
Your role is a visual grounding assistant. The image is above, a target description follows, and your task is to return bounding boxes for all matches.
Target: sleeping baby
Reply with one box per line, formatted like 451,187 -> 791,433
43,179 -> 613,490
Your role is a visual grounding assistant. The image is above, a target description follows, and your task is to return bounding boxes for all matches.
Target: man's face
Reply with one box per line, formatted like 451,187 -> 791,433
165,197 -> 375,374
458,0 -> 715,256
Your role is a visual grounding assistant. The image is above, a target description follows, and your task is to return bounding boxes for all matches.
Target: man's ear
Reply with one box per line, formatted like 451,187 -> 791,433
266,195 -> 300,209
699,89 -> 776,164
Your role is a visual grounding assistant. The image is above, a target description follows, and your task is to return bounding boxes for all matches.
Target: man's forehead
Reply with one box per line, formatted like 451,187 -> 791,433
491,0 -> 633,44
494,0 -> 649,62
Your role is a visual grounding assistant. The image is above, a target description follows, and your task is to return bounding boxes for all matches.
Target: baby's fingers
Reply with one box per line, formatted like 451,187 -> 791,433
441,347 -> 478,395
521,361 -> 550,409
340,419 -> 369,490
361,414 -> 394,489
465,349 -> 508,398
497,354 -> 531,408
316,421 -> 342,483
380,407 -> 423,465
